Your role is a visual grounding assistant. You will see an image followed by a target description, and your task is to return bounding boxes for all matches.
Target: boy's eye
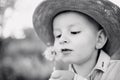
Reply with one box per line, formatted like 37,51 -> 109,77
55,34 -> 61,38
71,31 -> 81,34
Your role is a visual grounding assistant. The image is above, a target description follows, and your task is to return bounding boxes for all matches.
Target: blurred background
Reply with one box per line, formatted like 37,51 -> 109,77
0,0 -> 120,80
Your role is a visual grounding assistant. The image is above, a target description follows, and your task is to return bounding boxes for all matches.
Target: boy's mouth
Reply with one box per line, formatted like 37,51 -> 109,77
61,48 -> 73,55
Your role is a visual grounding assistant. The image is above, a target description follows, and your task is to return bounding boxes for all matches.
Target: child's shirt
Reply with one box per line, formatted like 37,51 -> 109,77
69,50 -> 120,80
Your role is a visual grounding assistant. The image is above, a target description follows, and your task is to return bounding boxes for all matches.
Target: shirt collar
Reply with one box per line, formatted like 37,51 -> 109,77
94,50 -> 110,72
87,50 -> 110,77
69,50 -> 110,77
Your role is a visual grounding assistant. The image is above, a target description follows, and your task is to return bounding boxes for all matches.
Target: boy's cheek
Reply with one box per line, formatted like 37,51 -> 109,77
54,41 -> 60,48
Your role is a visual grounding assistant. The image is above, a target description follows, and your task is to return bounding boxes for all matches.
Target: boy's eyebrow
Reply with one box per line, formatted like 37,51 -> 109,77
53,23 -> 81,31
53,28 -> 61,32
69,24 -> 75,28
68,24 -> 82,28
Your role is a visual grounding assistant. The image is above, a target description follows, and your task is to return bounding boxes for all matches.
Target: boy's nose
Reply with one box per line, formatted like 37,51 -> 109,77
59,40 -> 68,44
59,36 -> 70,44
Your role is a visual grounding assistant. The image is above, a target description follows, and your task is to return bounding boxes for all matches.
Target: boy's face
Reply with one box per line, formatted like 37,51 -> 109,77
53,12 -> 100,64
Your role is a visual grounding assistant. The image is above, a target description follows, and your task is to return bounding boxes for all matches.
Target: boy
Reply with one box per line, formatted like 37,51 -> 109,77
33,0 -> 120,80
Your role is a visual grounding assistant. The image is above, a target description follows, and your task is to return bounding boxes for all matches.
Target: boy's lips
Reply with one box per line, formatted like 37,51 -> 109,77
61,48 -> 73,55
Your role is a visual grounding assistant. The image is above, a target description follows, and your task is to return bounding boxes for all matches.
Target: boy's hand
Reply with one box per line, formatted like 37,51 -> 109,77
49,70 -> 75,80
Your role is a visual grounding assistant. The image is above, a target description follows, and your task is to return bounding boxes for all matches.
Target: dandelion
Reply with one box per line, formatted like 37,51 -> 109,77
43,46 -> 62,71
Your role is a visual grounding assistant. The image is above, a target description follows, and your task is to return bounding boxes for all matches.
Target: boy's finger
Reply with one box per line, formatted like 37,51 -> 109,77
51,70 -> 61,79
49,79 -> 59,80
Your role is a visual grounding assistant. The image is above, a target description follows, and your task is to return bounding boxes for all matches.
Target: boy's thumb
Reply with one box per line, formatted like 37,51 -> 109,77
51,70 -> 61,79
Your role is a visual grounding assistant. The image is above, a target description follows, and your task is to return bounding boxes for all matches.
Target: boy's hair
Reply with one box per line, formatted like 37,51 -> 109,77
33,0 -> 120,56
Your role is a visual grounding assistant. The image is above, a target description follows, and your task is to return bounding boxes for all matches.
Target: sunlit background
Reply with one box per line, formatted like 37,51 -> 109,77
0,0 -> 120,80
1,0 -> 43,39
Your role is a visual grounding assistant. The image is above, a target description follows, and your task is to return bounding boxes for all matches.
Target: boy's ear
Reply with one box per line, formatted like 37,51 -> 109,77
95,29 -> 108,49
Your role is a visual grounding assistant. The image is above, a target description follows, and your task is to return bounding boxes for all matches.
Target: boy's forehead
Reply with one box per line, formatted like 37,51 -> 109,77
53,11 -> 84,19
53,11 -> 101,30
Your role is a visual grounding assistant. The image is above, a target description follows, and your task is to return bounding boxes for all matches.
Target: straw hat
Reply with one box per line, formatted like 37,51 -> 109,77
33,0 -> 120,56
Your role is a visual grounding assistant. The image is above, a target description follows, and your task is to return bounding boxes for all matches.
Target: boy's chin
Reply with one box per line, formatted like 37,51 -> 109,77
62,59 -> 76,64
